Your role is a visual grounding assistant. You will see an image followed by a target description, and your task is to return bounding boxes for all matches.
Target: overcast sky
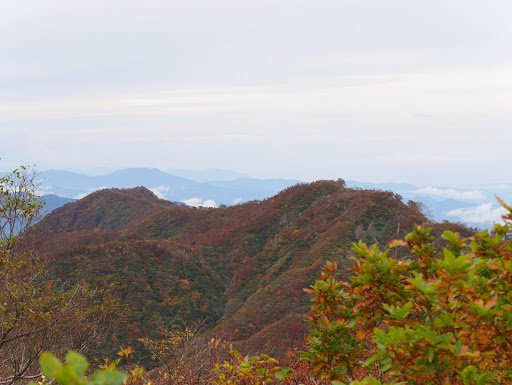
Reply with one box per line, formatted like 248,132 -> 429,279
1,0 -> 511,186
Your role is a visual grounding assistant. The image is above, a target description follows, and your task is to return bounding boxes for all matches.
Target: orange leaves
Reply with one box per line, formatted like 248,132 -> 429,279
496,196 -> 512,222
355,330 -> 368,341
488,263 -> 502,270
482,296 -> 497,310
389,239 -> 406,248
458,345 -> 470,355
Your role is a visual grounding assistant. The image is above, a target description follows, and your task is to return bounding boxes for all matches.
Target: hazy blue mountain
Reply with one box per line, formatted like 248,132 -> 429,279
166,168 -> 250,182
40,194 -> 76,214
41,170 -> 96,190
207,178 -> 302,201
41,168 -> 192,190
94,168 -> 194,189
34,168 -> 300,207
478,184 -> 512,204
39,169 -> 196,197
65,167 -> 120,176
420,198 -> 478,213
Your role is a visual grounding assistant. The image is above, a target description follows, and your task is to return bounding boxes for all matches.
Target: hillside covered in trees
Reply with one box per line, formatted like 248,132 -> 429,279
32,179 -> 475,362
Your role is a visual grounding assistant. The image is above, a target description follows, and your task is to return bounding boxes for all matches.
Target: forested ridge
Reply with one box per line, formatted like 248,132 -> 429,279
34,179 -> 472,360
4,168 -> 512,384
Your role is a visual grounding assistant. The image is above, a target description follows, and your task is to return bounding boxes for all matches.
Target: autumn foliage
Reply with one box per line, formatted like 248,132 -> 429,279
6,166 -> 512,385
302,199 -> 512,384
35,180 -> 441,361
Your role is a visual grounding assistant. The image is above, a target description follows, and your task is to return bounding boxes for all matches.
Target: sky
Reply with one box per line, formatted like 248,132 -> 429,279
1,0 -> 511,186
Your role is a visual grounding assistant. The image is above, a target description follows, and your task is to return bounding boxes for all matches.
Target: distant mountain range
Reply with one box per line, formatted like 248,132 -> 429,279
34,168 -> 301,208
40,194 -> 77,214
2,167 -> 508,228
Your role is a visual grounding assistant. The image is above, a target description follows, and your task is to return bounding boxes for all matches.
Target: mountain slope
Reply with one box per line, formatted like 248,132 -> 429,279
35,180 -> 473,360
41,186 -> 175,235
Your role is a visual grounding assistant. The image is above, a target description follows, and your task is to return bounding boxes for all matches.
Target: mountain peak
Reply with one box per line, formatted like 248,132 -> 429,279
86,186 -> 159,200
39,186 -> 173,234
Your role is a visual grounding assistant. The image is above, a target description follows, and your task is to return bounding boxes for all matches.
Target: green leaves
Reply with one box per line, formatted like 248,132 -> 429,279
89,371 -> 128,385
383,301 -> 413,321
438,249 -> 474,275
40,351 -> 89,385
407,275 -> 438,295
441,230 -> 468,254
460,366 -> 496,385
348,378 -> 384,385
33,352 -> 126,385
66,351 -> 89,379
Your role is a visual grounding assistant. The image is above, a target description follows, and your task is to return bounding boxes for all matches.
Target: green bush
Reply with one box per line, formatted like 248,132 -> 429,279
30,351 -> 126,385
302,200 -> 512,384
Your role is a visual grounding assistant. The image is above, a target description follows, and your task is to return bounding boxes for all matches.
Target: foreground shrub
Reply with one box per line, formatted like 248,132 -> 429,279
303,200 -> 512,384
212,350 -> 293,384
0,168 -> 122,384
139,323 -> 230,384
29,351 -> 126,385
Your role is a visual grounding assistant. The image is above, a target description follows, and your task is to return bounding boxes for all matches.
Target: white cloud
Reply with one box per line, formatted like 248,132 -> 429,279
412,187 -> 486,201
234,197 -> 242,204
74,192 -> 89,199
35,184 -> 53,196
149,185 -> 170,199
202,199 -> 217,208
182,197 -> 201,206
73,186 -> 108,200
447,203 -> 507,225
182,197 -> 217,208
